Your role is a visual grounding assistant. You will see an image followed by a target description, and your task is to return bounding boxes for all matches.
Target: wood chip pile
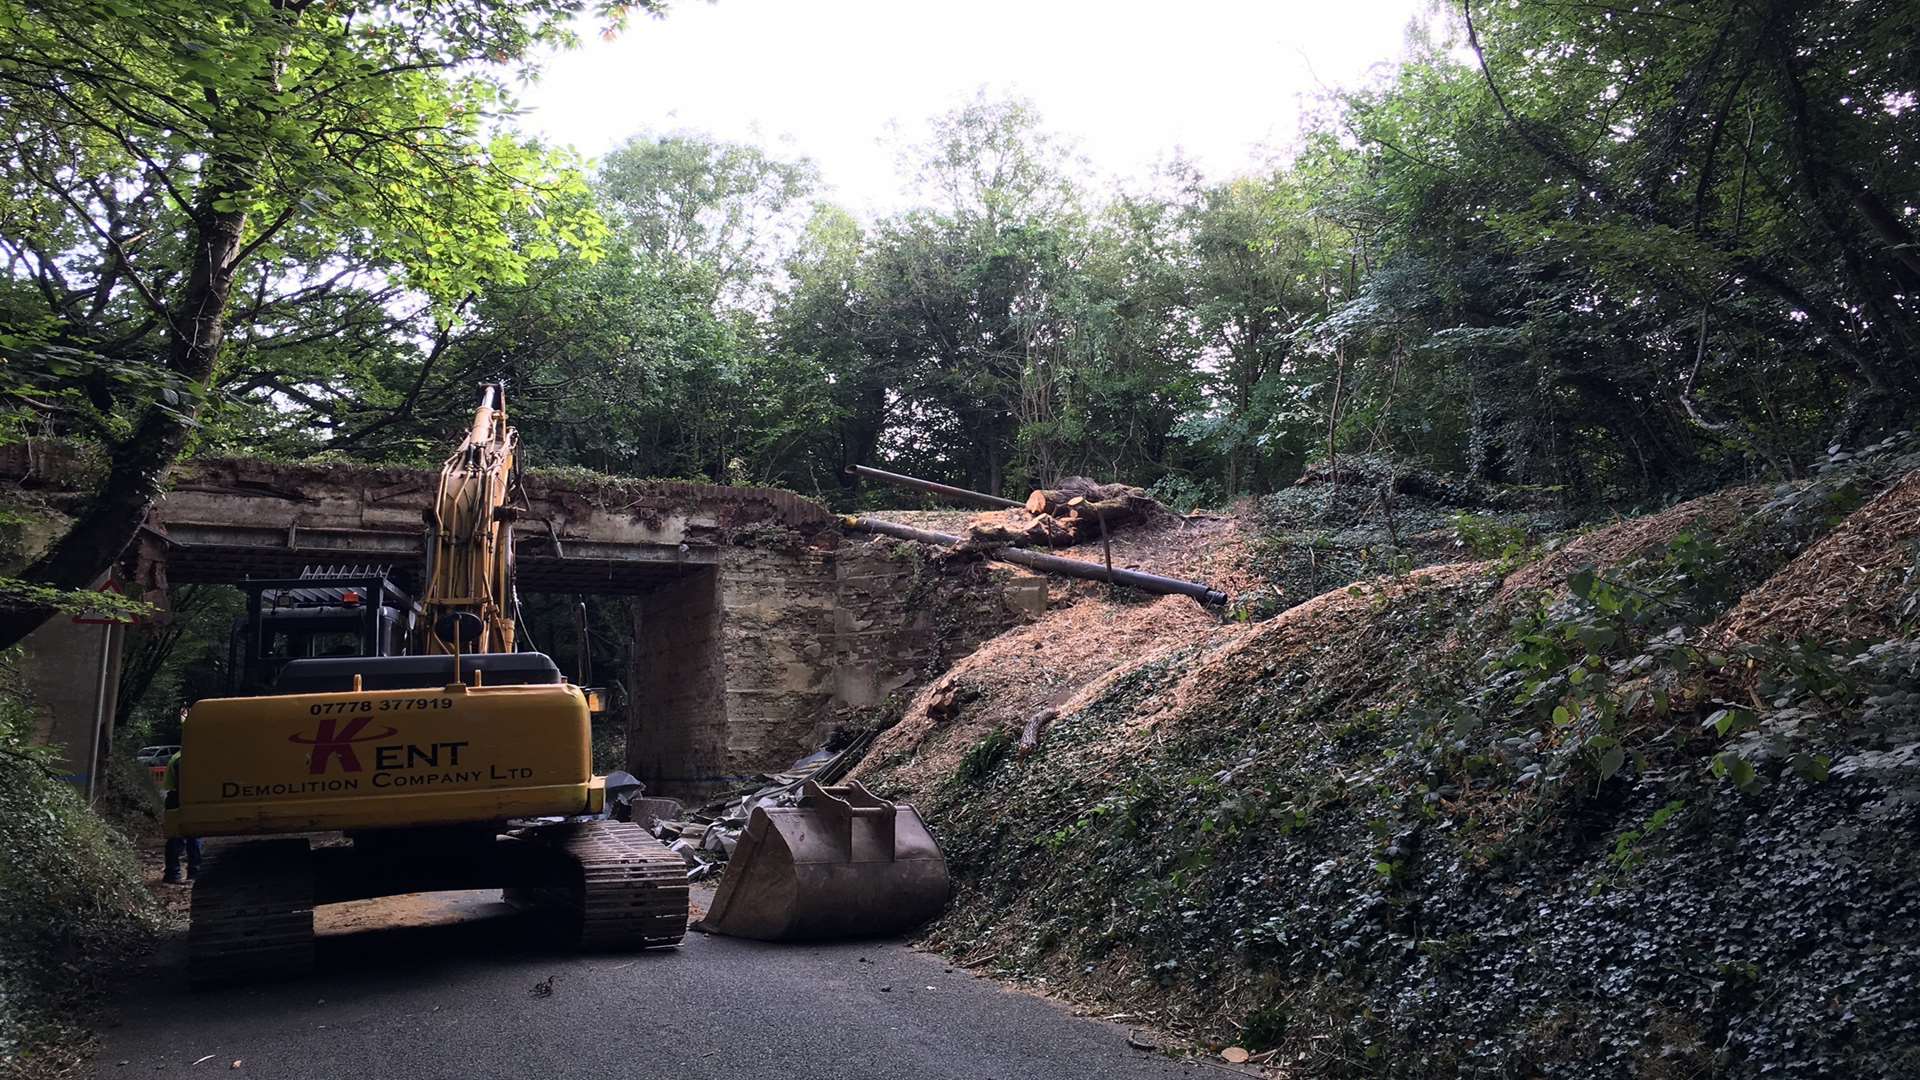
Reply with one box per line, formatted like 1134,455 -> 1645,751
1713,472 -> 1920,644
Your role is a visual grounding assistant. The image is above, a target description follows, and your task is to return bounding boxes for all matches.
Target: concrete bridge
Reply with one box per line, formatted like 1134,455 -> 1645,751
140,455 -> 834,594
2,445 -> 1042,799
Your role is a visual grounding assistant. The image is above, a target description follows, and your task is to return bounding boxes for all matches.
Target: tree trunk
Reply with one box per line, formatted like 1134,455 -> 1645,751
0,203 -> 248,650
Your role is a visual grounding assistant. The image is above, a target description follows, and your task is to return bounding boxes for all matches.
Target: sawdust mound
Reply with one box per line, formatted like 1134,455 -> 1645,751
1007,561 -> 1495,766
1713,471 -> 1920,644
854,594 -> 1217,795
852,509 -> 1260,796
1130,561 -> 1494,736
1498,485 -> 1771,600
861,558 -> 1499,796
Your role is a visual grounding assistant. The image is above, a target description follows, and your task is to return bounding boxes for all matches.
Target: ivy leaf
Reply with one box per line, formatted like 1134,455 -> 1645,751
1789,753 -> 1831,783
1711,752 -> 1760,791
1595,745 -> 1626,780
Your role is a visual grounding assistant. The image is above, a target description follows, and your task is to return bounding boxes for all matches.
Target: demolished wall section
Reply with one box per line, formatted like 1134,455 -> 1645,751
715,545 -> 839,786
629,535 -> 1047,798
831,539 -> 1046,713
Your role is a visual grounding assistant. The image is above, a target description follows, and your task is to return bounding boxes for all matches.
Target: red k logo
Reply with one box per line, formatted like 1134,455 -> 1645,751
290,718 -> 396,774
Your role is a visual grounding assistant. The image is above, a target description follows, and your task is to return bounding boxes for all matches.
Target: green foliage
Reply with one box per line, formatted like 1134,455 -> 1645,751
115,585 -> 246,745
1239,1002 -> 1291,1051
1466,533 -> 1746,796
0,670 -> 159,1067
1449,512 -> 1533,566
599,131 -> 819,304
1146,474 -> 1216,515
0,578 -> 152,623
590,716 -> 627,776
1607,799 -> 1686,876
955,728 -> 1014,785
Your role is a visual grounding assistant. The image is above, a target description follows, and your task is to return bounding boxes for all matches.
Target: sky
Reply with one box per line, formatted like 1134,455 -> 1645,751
517,0 -> 1431,215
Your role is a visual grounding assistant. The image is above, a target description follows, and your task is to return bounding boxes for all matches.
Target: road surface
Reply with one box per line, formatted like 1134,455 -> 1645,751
95,889 -> 1212,1080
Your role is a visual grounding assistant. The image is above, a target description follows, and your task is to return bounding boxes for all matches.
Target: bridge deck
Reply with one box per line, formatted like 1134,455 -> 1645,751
2,446 -> 833,596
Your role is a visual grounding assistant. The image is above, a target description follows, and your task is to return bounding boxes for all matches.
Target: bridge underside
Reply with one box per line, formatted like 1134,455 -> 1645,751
159,520 -> 718,595
109,454 -> 833,598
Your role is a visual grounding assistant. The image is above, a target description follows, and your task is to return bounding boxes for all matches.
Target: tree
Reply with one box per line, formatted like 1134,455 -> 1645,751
774,203 -> 889,495
1176,164 -> 1353,495
1014,188 -> 1202,488
1453,0 -> 1918,455
1296,1 -> 1920,498
598,132 -> 818,306
0,0 -> 634,647
853,95 -> 1086,495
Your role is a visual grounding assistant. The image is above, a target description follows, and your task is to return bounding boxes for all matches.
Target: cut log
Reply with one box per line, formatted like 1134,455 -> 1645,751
846,516 -> 1229,606
1024,476 -> 1143,517
1017,707 -> 1058,757
966,512 -> 1079,548
1011,477 -> 1169,545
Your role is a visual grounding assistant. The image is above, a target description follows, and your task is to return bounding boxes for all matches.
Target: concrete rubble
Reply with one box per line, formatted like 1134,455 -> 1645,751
609,731 -> 877,882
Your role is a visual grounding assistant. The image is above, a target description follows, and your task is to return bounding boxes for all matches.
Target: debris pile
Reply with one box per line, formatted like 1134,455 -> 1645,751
1496,483 -> 1770,601
854,593 -> 1221,796
1712,471 -> 1920,644
624,733 -> 876,881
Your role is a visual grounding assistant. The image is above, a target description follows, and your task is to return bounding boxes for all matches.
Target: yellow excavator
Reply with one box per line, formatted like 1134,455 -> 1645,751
166,386 -> 687,985
166,385 -> 949,984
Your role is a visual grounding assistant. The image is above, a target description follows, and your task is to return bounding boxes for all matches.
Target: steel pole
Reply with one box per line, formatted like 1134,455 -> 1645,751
844,516 -> 1228,606
844,465 -> 1022,509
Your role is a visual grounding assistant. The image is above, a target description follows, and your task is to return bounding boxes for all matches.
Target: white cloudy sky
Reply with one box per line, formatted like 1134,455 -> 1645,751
517,0 -> 1430,214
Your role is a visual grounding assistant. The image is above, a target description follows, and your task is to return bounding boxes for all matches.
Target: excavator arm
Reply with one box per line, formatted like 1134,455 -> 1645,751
423,383 -> 518,655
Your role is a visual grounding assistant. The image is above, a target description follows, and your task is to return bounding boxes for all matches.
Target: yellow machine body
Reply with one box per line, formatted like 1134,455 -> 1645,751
165,682 -> 603,838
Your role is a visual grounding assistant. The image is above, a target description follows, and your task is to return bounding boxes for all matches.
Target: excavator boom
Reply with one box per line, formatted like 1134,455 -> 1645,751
424,384 -> 518,655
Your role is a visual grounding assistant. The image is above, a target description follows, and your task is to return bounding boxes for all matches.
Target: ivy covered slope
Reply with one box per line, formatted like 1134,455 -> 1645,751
858,437 -> 1920,1080
0,681 -> 160,1074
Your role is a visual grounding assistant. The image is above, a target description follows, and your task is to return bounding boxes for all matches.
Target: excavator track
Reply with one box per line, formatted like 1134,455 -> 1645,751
512,820 -> 689,950
187,838 -> 315,987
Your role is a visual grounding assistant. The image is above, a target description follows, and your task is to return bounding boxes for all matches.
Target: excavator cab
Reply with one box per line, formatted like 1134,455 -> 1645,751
227,567 -> 416,695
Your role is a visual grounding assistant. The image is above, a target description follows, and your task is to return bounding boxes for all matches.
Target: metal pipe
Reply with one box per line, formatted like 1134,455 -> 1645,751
844,516 -> 1228,606
87,619 -> 112,804
844,465 -> 1021,509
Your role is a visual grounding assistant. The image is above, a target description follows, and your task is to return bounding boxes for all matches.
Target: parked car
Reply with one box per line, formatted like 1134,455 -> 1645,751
134,744 -> 180,768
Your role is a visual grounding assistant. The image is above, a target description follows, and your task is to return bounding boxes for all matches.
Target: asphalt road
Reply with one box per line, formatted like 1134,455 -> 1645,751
96,890 -> 1212,1080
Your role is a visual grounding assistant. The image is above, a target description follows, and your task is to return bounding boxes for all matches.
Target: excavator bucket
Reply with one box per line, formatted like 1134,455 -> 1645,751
698,780 -> 949,941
